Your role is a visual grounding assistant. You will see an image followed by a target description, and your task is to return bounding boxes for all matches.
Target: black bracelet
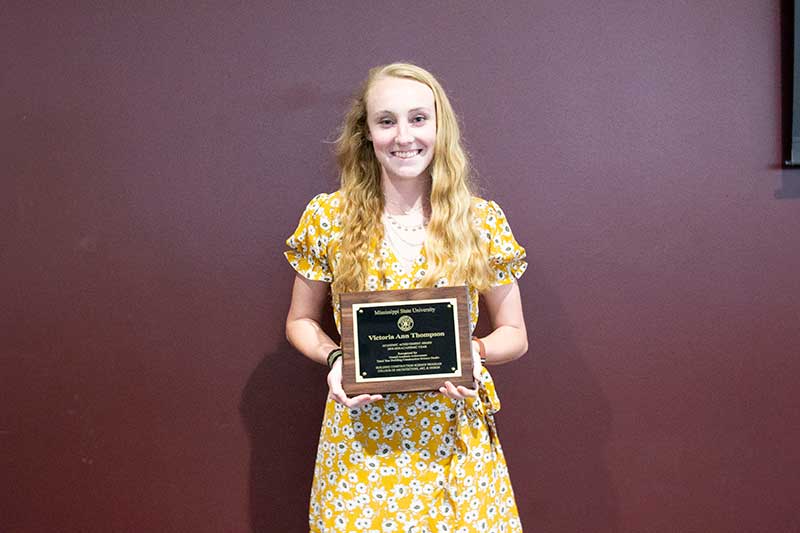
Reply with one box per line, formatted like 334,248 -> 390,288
326,347 -> 343,368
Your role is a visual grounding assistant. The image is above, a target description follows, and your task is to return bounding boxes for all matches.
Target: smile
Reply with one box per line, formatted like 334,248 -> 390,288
391,149 -> 423,159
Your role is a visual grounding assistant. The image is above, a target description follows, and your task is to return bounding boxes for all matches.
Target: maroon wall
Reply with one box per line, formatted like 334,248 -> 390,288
3,2 -> 799,532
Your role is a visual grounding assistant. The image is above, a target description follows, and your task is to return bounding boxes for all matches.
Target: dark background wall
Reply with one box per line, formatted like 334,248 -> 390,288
3,1 -> 799,532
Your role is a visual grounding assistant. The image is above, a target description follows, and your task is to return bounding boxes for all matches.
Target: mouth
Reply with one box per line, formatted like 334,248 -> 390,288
391,149 -> 423,159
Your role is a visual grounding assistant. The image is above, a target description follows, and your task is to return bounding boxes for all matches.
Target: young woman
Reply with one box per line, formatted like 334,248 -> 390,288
285,63 -> 528,533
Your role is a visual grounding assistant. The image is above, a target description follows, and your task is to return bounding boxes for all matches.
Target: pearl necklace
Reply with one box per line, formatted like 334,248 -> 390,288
385,212 -> 427,233
382,212 -> 426,265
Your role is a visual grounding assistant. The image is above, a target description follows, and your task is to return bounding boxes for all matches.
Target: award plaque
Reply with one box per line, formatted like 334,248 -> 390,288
340,286 -> 474,395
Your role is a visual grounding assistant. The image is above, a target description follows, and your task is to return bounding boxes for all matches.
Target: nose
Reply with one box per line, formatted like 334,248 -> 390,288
395,121 -> 414,145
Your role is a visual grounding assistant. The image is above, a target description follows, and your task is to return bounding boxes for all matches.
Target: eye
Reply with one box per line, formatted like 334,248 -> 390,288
378,117 -> 395,126
412,114 -> 428,124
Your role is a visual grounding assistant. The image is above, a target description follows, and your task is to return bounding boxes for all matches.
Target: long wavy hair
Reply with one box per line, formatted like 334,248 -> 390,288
331,63 -> 495,299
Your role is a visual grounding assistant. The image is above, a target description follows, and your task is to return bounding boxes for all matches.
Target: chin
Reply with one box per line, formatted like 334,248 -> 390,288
381,159 -> 434,181
388,168 -> 430,180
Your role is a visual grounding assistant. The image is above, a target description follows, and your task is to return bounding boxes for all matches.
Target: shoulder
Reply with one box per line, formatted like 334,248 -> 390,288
295,191 -> 343,230
301,190 -> 342,216
470,196 -> 508,223
290,190 -> 344,241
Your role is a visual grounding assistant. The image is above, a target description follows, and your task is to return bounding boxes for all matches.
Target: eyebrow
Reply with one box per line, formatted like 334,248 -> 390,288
374,107 -> 433,115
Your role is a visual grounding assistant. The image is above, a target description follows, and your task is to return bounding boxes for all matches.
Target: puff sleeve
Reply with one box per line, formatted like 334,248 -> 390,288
284,193 -> 335,283
479,200 -> 528,286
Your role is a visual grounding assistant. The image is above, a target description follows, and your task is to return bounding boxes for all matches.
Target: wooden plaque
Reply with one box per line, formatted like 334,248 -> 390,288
340,286 -> 474,395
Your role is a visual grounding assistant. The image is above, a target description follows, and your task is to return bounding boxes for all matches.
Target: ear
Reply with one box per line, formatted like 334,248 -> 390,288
365,130 -> 372,141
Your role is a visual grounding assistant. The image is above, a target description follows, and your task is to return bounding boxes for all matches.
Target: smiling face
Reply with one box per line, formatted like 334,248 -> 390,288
365,76 -> 437,183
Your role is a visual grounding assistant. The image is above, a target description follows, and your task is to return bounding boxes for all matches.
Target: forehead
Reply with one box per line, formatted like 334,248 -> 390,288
366,76 -> 435,114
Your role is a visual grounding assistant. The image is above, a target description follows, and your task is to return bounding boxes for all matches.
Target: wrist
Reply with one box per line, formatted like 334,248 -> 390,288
472,336 -> 486,365
326,347 -> 343,368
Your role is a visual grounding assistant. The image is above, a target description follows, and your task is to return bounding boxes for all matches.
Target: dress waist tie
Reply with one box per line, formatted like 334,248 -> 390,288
445,367 -> 503,519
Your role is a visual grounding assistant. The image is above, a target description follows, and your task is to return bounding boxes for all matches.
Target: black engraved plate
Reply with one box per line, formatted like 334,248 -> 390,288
340,287 -> 473,395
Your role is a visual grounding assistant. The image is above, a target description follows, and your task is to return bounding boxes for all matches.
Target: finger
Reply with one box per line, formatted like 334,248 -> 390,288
456,385 -> 478,398
440,381 -> 463,400
344,394 -> 369,408
328,383 -> 346,404
330,390 -> 349,406
346,394 -> 382,409
438,386 -> 453,399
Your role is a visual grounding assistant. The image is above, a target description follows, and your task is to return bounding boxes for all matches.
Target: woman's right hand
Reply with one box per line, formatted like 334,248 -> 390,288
327,357 -> 383,408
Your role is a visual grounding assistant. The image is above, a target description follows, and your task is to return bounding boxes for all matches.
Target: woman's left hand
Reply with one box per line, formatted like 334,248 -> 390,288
439,340 -> 482,400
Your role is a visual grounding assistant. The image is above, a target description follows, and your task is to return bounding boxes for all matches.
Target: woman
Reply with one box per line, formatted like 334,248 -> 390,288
285,63 -> 528,533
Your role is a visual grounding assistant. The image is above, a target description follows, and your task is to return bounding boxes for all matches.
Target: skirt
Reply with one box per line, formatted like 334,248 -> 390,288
308,368 -> 523,533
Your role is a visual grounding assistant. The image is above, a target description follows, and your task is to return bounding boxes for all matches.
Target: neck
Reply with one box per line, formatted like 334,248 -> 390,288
381,173 -> 432,214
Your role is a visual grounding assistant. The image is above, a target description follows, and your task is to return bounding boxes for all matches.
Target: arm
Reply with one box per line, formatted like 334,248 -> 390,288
477,280 -> 528,364
285,273 -> 338,365
440,280 -> 528,400
285,273 -> 382,408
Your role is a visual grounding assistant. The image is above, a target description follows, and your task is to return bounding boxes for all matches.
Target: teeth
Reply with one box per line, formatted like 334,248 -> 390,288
393,150 -> 420,159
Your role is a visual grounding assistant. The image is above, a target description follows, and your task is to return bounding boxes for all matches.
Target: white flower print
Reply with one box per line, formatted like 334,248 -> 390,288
436,444 -> 451,459
379,465 -> 397,476
367,274 -> 379,291
392,484 -> 407,499
384,400 -> 398,414
376,443 -> 391,457
354,517 -> 371,529
288,193 -> 525,533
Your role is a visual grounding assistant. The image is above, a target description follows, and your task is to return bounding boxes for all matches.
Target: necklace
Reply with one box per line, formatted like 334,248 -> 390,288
383,214 -> 426,245
385,212 -> 427,232
382,213 -> 425,265
384,231 -> 423,265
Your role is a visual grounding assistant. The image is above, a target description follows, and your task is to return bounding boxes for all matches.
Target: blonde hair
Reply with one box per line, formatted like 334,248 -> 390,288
331,62 -> 495,299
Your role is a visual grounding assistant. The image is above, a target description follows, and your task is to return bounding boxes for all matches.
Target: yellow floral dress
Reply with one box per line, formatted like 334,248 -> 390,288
285,191 -> 527,533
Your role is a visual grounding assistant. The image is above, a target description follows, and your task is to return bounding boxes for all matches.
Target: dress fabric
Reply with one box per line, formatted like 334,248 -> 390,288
285,191 -> 527,533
